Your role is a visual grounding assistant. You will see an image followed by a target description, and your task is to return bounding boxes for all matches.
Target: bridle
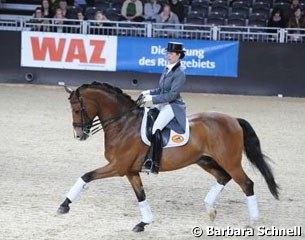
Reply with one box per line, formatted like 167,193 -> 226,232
70,89 -> 94,135
71,89 -> 145,136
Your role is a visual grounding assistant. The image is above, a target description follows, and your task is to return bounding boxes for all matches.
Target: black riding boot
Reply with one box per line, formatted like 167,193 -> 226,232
142,129 -> 162,174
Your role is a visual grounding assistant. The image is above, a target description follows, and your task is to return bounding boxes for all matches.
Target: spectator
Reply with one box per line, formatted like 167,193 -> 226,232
144,0 -> 161,21
91,11 -> 112,34
74,9 -> 85,33
59,0 -> 68,17
169,0 -> 185,23
289,0 -> 301,21
156,4 -> 180,37
53,8 -> 66,32
120,0 -> 144,22
288,7 -> 305,28
29,7 -> 49,31
41,0 -> 54,18
94,10 -> 109,25
156,4 -> 180,26
76,9 -> 86,20
53,0 -> 73,18
53,0 -> 73,8
290,0 -> 300,11
267,9 -> 286,32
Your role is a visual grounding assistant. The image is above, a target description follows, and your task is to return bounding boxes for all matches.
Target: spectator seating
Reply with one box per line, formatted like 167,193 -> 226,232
210,5 -> 229,18
185,11 -> 204,24
0,0 -> 298,28
248,17 -> 267,26
94,1 -> 111,10
228,17 -> 247,26
231,6 -> 250,17
104,8 -> 121,21
86,6 -> 99,20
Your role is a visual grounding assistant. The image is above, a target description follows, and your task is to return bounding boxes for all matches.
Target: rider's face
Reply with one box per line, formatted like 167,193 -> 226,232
167,52 -> 180,64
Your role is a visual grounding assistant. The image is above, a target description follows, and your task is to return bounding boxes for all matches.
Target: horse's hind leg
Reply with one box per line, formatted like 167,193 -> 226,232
57,163 -> 118,214
227,165 -> 259,225
126,172 -> 153,232
196,156 -> 232,221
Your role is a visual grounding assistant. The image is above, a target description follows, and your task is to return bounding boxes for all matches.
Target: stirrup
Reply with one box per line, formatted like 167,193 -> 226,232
141,158 -> 153,173
151,164 -> 159,175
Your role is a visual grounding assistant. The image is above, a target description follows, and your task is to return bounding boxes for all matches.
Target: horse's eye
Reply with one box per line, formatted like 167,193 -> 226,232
74,110 -> 80,114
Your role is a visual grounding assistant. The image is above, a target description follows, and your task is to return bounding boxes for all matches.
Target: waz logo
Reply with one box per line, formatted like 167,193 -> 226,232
30,37 -> 106,64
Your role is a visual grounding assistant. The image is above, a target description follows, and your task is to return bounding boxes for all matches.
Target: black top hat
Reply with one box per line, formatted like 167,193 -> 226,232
166,42 -> 186,53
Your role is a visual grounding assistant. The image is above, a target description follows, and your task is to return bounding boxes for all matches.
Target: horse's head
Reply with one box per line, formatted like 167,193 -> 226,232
64,82 -> 143,140
65,86 -> 98,141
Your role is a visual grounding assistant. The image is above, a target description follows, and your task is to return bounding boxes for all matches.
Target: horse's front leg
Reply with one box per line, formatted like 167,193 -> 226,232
126,172 -> 154,232
57,163 -> 119,214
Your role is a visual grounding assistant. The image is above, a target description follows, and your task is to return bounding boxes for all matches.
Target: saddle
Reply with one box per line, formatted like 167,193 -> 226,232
141,107 -> 189,148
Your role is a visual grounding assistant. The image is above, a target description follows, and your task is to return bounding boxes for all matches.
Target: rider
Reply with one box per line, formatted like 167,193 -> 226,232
141,42 -> 186,174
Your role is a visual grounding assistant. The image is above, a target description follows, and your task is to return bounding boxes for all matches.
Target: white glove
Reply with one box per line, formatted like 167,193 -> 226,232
143,95 -> 153,103
141,90 -> 150,96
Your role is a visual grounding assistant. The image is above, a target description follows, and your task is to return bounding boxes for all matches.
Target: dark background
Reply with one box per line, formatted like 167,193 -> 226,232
1,31 -> 304,97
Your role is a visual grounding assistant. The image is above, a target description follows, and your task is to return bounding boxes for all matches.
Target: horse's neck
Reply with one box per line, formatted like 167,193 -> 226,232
103,108 -> 143,147
92,90 -> 140,129
94,91 -> 133,119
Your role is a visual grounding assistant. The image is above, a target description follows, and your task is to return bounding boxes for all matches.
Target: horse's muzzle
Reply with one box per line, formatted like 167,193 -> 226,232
73,129 -> 89,141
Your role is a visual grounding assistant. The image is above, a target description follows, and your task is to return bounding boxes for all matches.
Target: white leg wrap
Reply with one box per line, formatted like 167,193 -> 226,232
139,200 -> 154,224
66,177 -> 87,202
247,195 -> 260,221
204,183 -> 224,210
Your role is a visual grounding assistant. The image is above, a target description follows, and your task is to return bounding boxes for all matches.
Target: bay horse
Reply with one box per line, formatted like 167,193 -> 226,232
57,82 -> 279,232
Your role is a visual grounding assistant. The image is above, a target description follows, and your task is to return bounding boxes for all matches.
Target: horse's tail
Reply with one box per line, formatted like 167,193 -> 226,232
237,118 -> 280,200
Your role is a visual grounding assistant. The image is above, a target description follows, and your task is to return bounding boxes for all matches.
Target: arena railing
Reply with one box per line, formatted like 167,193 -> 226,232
152,23 -> 213,40
2,16 -> 305,44
286,28 -> 305,44
24,18 -> 83,34
87,20 -> 147,37
218,26 -> 283,43
0,18 -> 21,31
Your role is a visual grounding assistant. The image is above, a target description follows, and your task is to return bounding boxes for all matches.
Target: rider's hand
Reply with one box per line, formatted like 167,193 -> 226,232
143,95 -> 153,103
141,90 -> 150,96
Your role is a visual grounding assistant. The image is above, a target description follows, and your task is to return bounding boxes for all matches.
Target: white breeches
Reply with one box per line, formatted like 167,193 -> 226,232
152,104 -> 175,134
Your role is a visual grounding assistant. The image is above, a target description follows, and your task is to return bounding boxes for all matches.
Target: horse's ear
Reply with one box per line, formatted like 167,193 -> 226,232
64,86 -> 73,94
58,82 -> 73,94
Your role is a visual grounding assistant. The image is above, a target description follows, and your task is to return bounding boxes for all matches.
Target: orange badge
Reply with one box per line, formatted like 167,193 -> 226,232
171,135 -> 184,143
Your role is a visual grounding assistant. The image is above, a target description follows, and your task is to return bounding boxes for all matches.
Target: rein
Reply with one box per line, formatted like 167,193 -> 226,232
72,90 -> 145,136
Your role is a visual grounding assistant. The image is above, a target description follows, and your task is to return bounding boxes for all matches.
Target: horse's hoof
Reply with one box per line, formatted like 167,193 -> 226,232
132,222 -> 147,232
57,205 -> 70,215
208,209 -> 217,222
205,203 -> 217,222
245,219 -> 259,229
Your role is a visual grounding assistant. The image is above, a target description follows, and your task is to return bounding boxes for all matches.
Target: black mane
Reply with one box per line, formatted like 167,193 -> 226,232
78,81 -> 136,106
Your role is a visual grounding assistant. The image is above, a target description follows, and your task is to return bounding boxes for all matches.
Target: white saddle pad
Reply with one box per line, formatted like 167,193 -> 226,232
141,107 -> 190,148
